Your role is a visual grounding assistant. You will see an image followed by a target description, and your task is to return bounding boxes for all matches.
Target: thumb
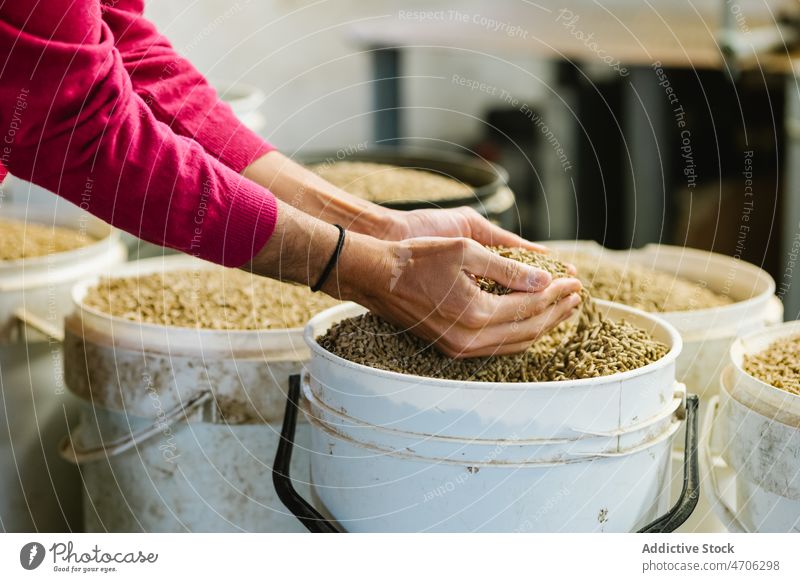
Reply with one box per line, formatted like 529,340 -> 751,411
464,242 -> 552,292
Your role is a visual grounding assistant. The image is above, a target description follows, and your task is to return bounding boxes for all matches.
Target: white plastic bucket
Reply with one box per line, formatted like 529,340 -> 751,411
305,301 -> 682,440
293,300 -> 690,532
0,205 -> 126,532
65,256 -> 310,422
67,398 -> 311,533
305,403 -> 679,532
302,374 -> 685,464
61,256 -> 324,532
0,205 -> 127,340
728,320 -> 800,422
543,241 -> 782,399
703,365 -> 800,532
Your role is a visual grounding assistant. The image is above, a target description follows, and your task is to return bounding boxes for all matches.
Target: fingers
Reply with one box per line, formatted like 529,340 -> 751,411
442,292 -> 582,358
462,241 -> 552,292
380,234 -> 585,360
476,277 -> 583,323
458,207 -> 549,253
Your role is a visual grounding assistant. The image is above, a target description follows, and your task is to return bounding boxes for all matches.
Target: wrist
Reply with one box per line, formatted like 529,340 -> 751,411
322,231 -> 394,306
350,205 -> 402,238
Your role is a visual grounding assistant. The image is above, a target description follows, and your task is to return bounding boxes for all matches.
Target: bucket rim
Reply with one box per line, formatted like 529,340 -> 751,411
304,299 -> 682,390
720,321 -> 800,406
728,322 -> 800,408
539,241 -> 777,318
0,207 -> 118,273
719,364 -> 800,430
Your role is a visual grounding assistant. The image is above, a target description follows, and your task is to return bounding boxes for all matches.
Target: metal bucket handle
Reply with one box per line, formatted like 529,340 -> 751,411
274,375 -> 699,533
273,374 -> 340,532
637,393 -> 700,532
58,391 -> 213,465
700,395 -> 749,533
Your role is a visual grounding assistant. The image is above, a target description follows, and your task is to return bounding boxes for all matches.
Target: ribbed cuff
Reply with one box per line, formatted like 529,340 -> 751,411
216,176 -> 279,268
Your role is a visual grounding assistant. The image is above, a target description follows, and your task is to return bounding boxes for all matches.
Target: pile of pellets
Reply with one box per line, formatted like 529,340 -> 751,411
0,218 -> 94,260
83,267 -> 339,330
310,161 -> 473,203
563,252 -> 732,312
743,334 -> 800,395
319,247 -> 669,382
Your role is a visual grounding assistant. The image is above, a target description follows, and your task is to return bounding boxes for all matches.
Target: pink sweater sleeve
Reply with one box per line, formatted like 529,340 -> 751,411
0,2 -> 277,267
100,0 -> 274,173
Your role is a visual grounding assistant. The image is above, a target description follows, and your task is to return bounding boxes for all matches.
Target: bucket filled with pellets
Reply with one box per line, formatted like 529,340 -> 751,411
699,322 -> 800,533
59,255 -> 339,532
273,247 -> 699,533
542,241 -> 781,399
300,147 -> 507,210
541,241 -> 782,533
0,205 -> 126,533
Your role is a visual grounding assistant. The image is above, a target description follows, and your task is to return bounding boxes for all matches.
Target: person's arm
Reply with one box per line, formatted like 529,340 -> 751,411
0,2 -> 274,266
0,2 -> 581,357
100,0 -> 273,173
247,202 -> 582,358
241,152 -> 584,354
244,150 -> 550,250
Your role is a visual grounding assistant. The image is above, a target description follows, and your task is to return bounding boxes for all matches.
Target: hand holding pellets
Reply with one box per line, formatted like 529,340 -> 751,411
320,246 -> 669,382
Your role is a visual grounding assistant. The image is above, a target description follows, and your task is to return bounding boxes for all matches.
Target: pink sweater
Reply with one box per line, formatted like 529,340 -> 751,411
0,1 -> 278,267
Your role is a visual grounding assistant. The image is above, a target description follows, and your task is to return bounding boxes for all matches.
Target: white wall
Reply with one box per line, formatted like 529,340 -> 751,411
143,0 -> 553,153
144,0 -> 793,154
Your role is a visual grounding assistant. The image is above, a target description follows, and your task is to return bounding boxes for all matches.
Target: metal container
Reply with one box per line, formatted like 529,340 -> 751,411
61,256 -> 320,532
305,301 -> 682,440
0,205 -> 126,532
296,147 -> 509,210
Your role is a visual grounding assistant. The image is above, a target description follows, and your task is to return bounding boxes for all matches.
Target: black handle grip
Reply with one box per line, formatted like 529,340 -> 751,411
272,374 -> 339,533
637,394 -> 700,533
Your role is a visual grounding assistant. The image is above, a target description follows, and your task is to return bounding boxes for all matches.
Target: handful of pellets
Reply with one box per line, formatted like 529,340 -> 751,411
319,247 -> 669,382
0,218 -> 94,260
743,334 -> 800,395
83,267 -> 339,330
563,252 -> 732,312
310,161 -> 473,204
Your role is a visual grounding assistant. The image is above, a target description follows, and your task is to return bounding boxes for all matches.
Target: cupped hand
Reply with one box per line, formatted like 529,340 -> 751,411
347,235 -> 583,358
383,206 -> 549,253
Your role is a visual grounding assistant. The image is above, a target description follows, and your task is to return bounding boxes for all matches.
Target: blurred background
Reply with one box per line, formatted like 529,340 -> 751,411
138,0 -> 800,317
3,0 -> 800,537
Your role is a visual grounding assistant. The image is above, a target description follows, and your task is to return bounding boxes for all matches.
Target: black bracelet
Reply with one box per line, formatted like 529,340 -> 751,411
311,224 -> 346,292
